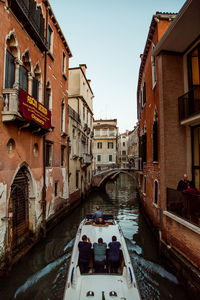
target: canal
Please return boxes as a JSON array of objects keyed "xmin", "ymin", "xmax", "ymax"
[{"xmin": 0, "ymin": 173, "xmax": 189, "ymax": 300}]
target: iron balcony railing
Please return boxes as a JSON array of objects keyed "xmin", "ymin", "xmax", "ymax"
[
  {"xmin": 8, "ymin": 0, "xmax": 46, "ymax": 52},
  {"xmin": 167, "ymin": 188, "xmax": 200, "ymax": 227},
  {"xmin": 68, "ymin": 105, "xmax": 81, "ymax": 124},
  {"xmin": 178, "ymin": 85, "xmax": 200, "ymax": 122}
]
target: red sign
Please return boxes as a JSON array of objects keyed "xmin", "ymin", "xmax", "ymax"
[{"xmin": 19, "ymin": 89, "xmax": 51, "ymax": 129}]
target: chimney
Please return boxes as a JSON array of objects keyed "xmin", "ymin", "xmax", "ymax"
[{"xmin": 79, "ymin": 64, "xmax": 87, "ymax": 74}]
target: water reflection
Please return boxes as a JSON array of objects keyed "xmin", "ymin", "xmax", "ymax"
[{"xmin": 0, "ymin": 174, "xmax": 189, "ymax": 300}]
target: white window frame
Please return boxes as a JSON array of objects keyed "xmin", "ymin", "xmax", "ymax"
[{"xmin": 151, "ymin": 44, "xmax": 157, "ymax": 89}]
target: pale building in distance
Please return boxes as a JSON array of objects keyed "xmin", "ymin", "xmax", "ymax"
[
  {"xmin": 117, "ymin": 131, "xmax": 129, "ymax": 166},
  {"xmin": 127, "ymin": 124, "xmax": 140, "ymax": 169},
  {"xmin": 93, "ymin": 119, "xmax": 118, "ymax": 170},
  {"xmin": 68, "ymin": 64, "xmax": 94, "ymax": 202}
]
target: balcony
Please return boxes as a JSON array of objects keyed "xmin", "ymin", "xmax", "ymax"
[
  {"xmin": 83, "ymin": 123, "xmax": 88, "ymax": 132},
  {"xmin": 2, "ymin": 88, "xmax": 21, "ymax": 122},
  {"xmin": 8, "ymin": 0, "xmax": 47, "ymax": 52},
  {"xmin": 81, "ymin": 153, "xmax": 92, "ymax": 167},
  {"xmin": 178, "ymin": 86, "xmax": 200, "ymax": 125},
  {"xmin": 2, "ymin": 88, "xmax": 51, "ymax": 135},
  {"xmin": 167, "ymin": 188, "xmax": 200, "ymax": 227},
  {"xmin": 68, "ymin": 105, "xmax": 81, "ymax": 124}
]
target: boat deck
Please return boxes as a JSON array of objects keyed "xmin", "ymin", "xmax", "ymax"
[{"xmin": 67, "ymin": 274, "xmax": 139, "ymax": 300}]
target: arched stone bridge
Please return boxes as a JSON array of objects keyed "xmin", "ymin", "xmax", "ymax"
[{"xmin": 91, "ymin": 168, "xmax": 138, "ymax": 188}]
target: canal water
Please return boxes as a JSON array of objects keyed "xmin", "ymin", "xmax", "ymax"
[{"xmin": 0, "ymin": 174, "xmax": 189, "ymax": 300}]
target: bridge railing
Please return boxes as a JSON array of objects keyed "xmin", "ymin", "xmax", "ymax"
[{"xmin": 92, "ymin": 163, "xmax": 139, "ymax": 176}]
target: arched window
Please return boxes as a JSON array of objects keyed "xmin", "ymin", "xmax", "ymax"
[
  {"xmin": 61, "ymin": 99, "xmax": 65, "ymax": 133},
  {"xmin": 5, "ymin": 31, "xmax": 19, "ymax": 89},
  {"xmin": 32, "ymin": 63, "xmax": 41, "ymax": 101},
  {"xmin": 20, "ymin": 50, "xmax": 31, "ymax": 92}
]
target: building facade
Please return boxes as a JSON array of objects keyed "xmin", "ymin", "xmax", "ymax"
[
  {"xmin": 127, "ymin": 125, "xmax": 140, "ymax": 169},
  {"xmin": 117, "ymin": 131, "xmax": 129, "ymax": 166},
  {"xmin": 68, "ymin": 64, "xmax": 94, "ymax": 203},
  {"xmin": 93, "ymin": 119, "xmax": 118, "ymax": 170},
  {"xmin": 137, "ymin": 0, "xmax": 200, "ymax": 293},
  {"xmin": 0, "ymin": 0, "xmax": 71, "ymax": 270}
]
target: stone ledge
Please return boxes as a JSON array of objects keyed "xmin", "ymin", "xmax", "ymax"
[{"xmin": 163, "ymin": 210, "xmax": 200, "ymax": 235}]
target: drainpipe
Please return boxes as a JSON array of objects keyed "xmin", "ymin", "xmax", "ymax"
[{"xmin": 41, "ymin": 4, "xmax": 49, "ymax": 237}]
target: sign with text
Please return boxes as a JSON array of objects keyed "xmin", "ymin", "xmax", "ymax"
[{"xmin": 19, "ymin": 89, "xmax": 51, "ymax": 129}]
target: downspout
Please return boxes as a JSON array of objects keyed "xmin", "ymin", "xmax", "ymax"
[{"xmin": 41, "ymin": 4, "xmax": 49, "ymax": 237}]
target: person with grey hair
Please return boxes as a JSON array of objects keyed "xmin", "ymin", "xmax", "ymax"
[
  {"xmin": 177, "ymin": 174, "xmax": 189, "ymax": 191},
  {"xmin": 93, "ymin": 206, "xmax": 103, "ymax": 222}
]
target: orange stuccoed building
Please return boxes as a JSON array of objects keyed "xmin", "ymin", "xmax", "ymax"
[{"xmin": 0, "ymin": 0, "xmax": 72, "ymax": 271}]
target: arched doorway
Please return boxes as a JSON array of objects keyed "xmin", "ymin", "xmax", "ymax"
[{"xmin": 10, "ymin": 166, "xmax": 29, "ymax": 249}]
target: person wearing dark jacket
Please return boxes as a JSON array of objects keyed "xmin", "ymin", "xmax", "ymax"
[
  {"xmin": 78, "ymin": 235, "xmax": 91, "ymax": 273},
  {"xmin": 108, "ymin": 236, "xmax": 121, "ymax": 273},
  {"xmin": 177, "ymin": 174, "xmax": 189, "ymax": 191}
]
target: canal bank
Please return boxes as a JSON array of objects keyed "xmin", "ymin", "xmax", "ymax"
[{"xmin": 0, "ymin": 173, "xmax": 190, "ymax": 300}]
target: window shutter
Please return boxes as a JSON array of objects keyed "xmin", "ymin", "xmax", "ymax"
[
  {"xmin": 153, "ymin": 121, "xmax": 158, "ymax": 161},
  {"xmin": 5, "ymin": 50, "xmax": 15, "ymax": 88},
  {"xmin": 32, "ymin": 77, "xmax": 39, "ymax": 99},
  {"xmin": 19, "ymin": 65, "xmax": 28, "ymax": 92}
]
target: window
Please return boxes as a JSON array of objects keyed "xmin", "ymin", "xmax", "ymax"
[
  {"xmin": 143, "ymin": 176, "xmax": 146, "ymax": 194},
  {"xmin": 123, "ymin": 142, "xmax": 125, "ymax": 147},
  {"xmin": 19, "ymin": 65, "xmax": 28, "ymax": 92},
  {"xmin": 151, "ymin": 45, "xmax": 157, "ymax": 88},
  {"xmin": 154, "ymin": 180, "xmax": 158, "ymax": 204},
  {"xmin": 95, "ymin": 129, "xmax": 100, "ymax": 136},
  {"xmin": 153, "ymin": 120, "xmax": 158, "ymax": 161},
  {"xmin": 108, "ymin": 142, "xmax": 113, "ymax": 149},
  {"xmin": 141, "ymin": 81, "xmax": 146, "ymax": 107},
  {"xmin": 97, "ymin": 142, "xmax": 102, "ymax": 149},
  {"xmin": 32, "ymin": 77, "xmax": 39, "ymax": 99},
  {"xmin": 109, "ymin": 129, "xmax": 115, "ymax": 136},
  {"xmin": 83, "ymin": 106, "xmax": 85, "ymax": 121},
  {"xmin": 45, "ymin": 141, "xmax": 53, "ymax": 166},
  {"xmin": 76, "ymin": 171, "xmax": 79, "ymax": 189},
  {"xmin": 97, "ymin": 155, "xmax": 101, "ymax": 162},
  {"xmin": 62, "ymin": 51, "xmax": 66, "ymax": 75},
  {"xmin": 139, "ymin": 133, "xmax": 146, "ymax": 163},
  {"xmin": 109, "ymin": 155, "xmax": 112, "ymax": 162},
  {"xmin": 45, "ymin": 82, "xmax": 51, "ymax": 109},
  {"xmin": 61, "ymin": 100, "xmax": 65, "ymax": 133},
  {"xmin": 47, "ymin": 24, "xmax": 53, "ymax": 52},
  {"xmin": 54, "ymin": 181, "xmax": 59, "ymax": 197},
  {"xmin": 5, "ymin": 50, "xmax": 15, "ymax": 88},
  {"xmin": 122, "ymin": 150, "xmax": 126, "ymax": 155},
  {"xmin": 102, "ymin": 129, "xmax": 107, "ymax": 136},
  {"xmin": 61, "ymin": 145, "xmax": 65, "ymax": 166}
]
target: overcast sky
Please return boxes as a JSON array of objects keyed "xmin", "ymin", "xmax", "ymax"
[{"xmin": 50, "ymin": 0, "xmax": 185, "ymax": 133}]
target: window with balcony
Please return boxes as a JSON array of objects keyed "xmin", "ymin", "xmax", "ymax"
[
  {"xmin": 5, "ymin": 50, "xmax": 15, "ymax": 89},
  {"xmin": 108, "ymin": 142, "xmax": 113, "ymax": 149},
  {"xmin": 19, "ymin": 65, "xmax": 28, "ymax": 92},
  {"xmin": 188, "ymin": 44, "xmax": 200, "ymax": 90},
  {"xmin": 97, "ymin": 142, "xmax": 102, "ymax": 149},
  {"xmin": 32, "ymin": 77, "xmax": 39, "ymax": 99}
]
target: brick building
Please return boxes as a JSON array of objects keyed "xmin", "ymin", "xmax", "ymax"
[
  {"xmin": 0, "ymin": 0, "xmax": 71, "ymax": 270},
  {"xmin": 138, "ymin": 0, "xmax": 200, "ymax": 293}
]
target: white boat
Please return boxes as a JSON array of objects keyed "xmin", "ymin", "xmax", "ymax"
[{"xmin": 63, "ymin": 214, "xmax": 141, "ymax": 300}]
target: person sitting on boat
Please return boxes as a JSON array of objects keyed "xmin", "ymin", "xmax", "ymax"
[
  {"xmin": 78, "ymin": 235, "xmax": 91, "ymax": 274},
  {"xmin": 108, "ymin": 235, "xmax": 121, "ymax": 273},
  {"xmin": 93, "ymin": 217, "xmax": 109, "ymax": 227},
  {"xmin": 93, "ymin": 237, "xmax": 107, "ymax": 273},
  {"xmin": 92, "ymin": 206, "xmax": 103, "ymax": 222}
]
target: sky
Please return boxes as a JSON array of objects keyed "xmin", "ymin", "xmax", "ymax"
[{"xmin": 50, "ymin": 0, "xmax": 185, "ymax": 133}]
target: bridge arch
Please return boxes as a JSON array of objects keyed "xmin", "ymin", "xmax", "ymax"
[{"xmin": 96, "ymin": 169, "xmax": 138, "ymax": 188}]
